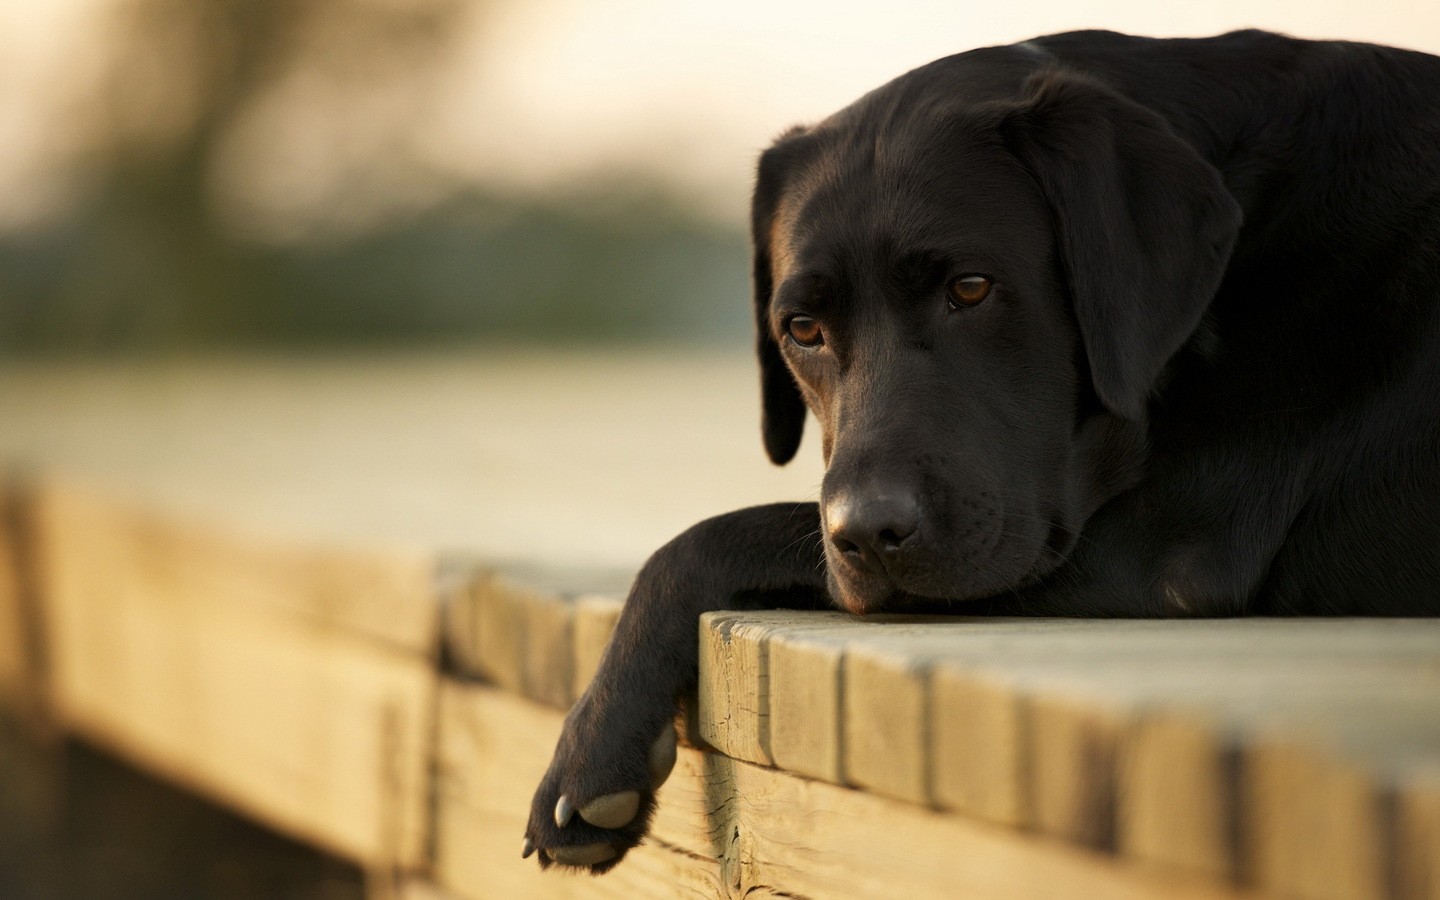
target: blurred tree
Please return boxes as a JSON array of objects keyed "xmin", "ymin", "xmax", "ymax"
[{"xmin": 0, "ymin": 0, "xmax": 750, "ymax": 355}]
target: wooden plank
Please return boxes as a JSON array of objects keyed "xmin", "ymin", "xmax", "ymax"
[
  {"xmin": 0, "ymin": 476, "xmax": 36, "ymax": 710},
  {"xmin": 1118, "ymin": 710, "xmax": 1236, "ymax": 880},
  {"xmin": 713, "ymin": 615, "xmax": 1156, "ymax": 808},
  {"xmin": 1028, "ymin": 690, "xmax": 1126, "ymax": 850},
  {"xmin": 393, "ymin": 880, "xmax": 468, "ymax": 900},
  {"xmin": 445, "ymin": 571, "xmax": 574, "ymax": 707},
  {"xmin": 699, "ymin": 612, "xmax": 1440, "ymax": 892},
  {"xmin": 35, "ymin": 479, "xmax": 437, "ymax": 869},
  {"xmin": 701, "ymin": 611, "xmax": 992, "ymax": 797},
  {"xmin": 436, "ymin": 682, "xmax": 1259, "ymax": 900},
  {"xmin": 930, "ymin": 667, "xmax": 1028, "ymax": 826},
  {"xmin": 930, "ymin": 659, "xmax": 1440, "ymax": 893},
  {"xmin": 953, "ymin": 658, "xmax": 1440, "ymax": 878},
  {"xmin": 393, "ymin": 880, "xmax": 466, "ymax": 900},
  {"xmin": 841, "ymin": 630, "xmax": 943, "ymax": 804},
  {"xmin": 446, "ymin": 569, "xmax": 635, "ymax": 710},
  {"xmin": 728, "ymin": 753, "xmax": 1256, "ymax": 900},
  {"xmin": 434, "ymin": 681, "xmax": 724, "ymax": 900},
  {"xmin": 1397, "ymin": 775, "xmax": 1440, "ymax": 900},
  {"xmin": 571, "ymin": 594, "xmax": 623, "ymax": 698},
  {"xmin": 446, "ymin": 570, "xmax": 530, "ymax": 695},
  {"xmin": 929, "ymin": 621, "xmax": 1440, "ymax": 848},
  {"xmin": 839, "ymin": 619, "xmax": 1122, "ymax": 806},
  {"xmin": 1244, "ymin": 711, "xmax": 1440, "ymax": 900},
  {"xmin": 523, "ymin": 590, "xmax": 577, "ymax": 710},
  {"xmin": 36, "ymin": 480, "xmax": 439, "ymax": 653},
  {"xmin": 697, "ymin": 611, "xmax": 762, "ymax": 761},
  {"xmin": 1248, "ymin": 735, "xmax": 1384, "ymax": 900},
  {"xmin": 697, "ymin": 610, "xmax": 837, "ymax": 765},
  {"xmin": 1106, "ymin": 674, "xmax": 1440, "ymax": 895},
  {"xmin": 767, "ymin": 619, "xmax": 858, "ymax": 782},
  {"xmin": 769, "ymin": 616, "xmax": 1151, "ymax": 808},
  {"xmin": 864, "ymin": 623, "xmax": 1440, "ymax": 856}
]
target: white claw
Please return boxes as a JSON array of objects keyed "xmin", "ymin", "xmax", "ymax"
[
  {"xmin": 554, "ymin": 794, "xmax": 575, "ymax": 827},
  {"xmin": 648, "ymin": 726, "xmax": 678, "ymax": 789},
  {"xmin": 580, "ymin": 791, "xmax": 641, "ymax": 828},
  {"xmin": 547, "ymin": 842, "xmax": 617, "ymax": 867}
]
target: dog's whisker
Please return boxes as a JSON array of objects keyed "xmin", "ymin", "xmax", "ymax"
[{"xmin": 779, "ymin": 527, "xmax": 823, "ymax": 558}]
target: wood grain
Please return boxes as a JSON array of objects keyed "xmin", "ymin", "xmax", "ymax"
[
  {"xmin": 766, "ymin": 618, "xmax": 859, "ymax": 783},
  {"xmin": 697, "ymin": 610, "xmax": 835, "ymax": 765},
  {"xmin": 1248, "ymin": 735, "xmax": 1384, "ymax": 900},
  {"xmin": 34, "ymin": 480, "xmax": 437, "ymax": 869},
  {"xmin": 698, "ymin": 611, "xmax": 1440, "ymax": 897},
  {"xmin": 36, "ymin": 479, "xmax": 439, "ymax": 653},
  {"xmin": 698, "ymin": 611, "xmax": 771, "ymax": 764},
  {"xmin": 929, "ymin": 667, "xmax": 1028, "ymax": 826},
  {"xmin": 393, "ymin": 880, "xmax": 467, "ymax": 900},
  {"xmin": 838, "ymin": 618, "xmax": 1155, "ymax": 811},
  {"xmin": 445, "ymin": 571, "xmax": 534, "ymax": 697},
  {"xmin": 523, "ymin": 589, "xmax": 578, "ymax": 710},
  {"xmin": 571, "ymin": 593, "xmax": 624, "ymax": 699},
  {"xmin": 446, "ymin": 567, "xmax": 638, "ymax": 710},
  {"xmin": 1244, "ymin": 706, "xmax": 1440, "ymax": 900},
  {"xmin": 436, "ymin": 681, "xmax": 1259, "ymax": 900},
  {"xmin": 1397, "ymin": 774, "xmax": 1440, "ymax": 900},
  {"xmin": 434, "ymin": 681, "xmax": 724, "ymax": 900},
  {"xmin": 0, "ymin": 477, "xmax": 34, "ymax": 708},
  {"xmin": 841, "ymin": 636, "xmax": 937, "ymax": 804},
  {"xmin": 1118, "ymin": 710, "xmax": 1236, "ymax": 881}
]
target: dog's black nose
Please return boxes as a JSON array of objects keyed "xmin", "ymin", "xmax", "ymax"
[{"xmin": 826, "ymin": 489, "xmax": 920, "ymax": 573}]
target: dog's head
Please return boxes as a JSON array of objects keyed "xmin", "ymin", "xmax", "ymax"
[{"xmin": 753, "ymin": 54, "xmax": 1242, "ymax": 613}]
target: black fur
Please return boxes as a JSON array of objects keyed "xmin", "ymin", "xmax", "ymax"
[{"xmin": 526, "ymin": 30, "xmax": 1440, "ymax": 870}]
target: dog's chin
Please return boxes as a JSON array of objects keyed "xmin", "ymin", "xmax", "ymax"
[
  {"xmin": 826, "ymin": 569, "xmax": 896, "ymax": 616},
  {"xmin": 826, "ymin": 563, "xmax": 983, "ymax": 616},
  {"xmin": 826, "ymin": 545, "xmax": 1064, "ymax": 616}
]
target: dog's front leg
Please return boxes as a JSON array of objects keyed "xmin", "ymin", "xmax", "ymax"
[{"xmin": 524, "ymin": 502, "xmax": 827, "ymax": 871}]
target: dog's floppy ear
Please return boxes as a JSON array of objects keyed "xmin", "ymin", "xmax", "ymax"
[
  {"xmin": 752, "ymin": 133, "xmax": 809, "ymax": 464},
  {"xmin": 1000, "ymin": 70, "xmax": 1242, "ymax": 420}
]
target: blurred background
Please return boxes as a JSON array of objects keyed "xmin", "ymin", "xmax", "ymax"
[{"xmin": 2, "ymin": 0, "xmax": 1439, "ymax": 359}]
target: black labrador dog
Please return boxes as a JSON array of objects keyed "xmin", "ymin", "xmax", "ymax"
[{"xmin": 524, "ymin": 29, "xmax": 1440, "ymax": 870}]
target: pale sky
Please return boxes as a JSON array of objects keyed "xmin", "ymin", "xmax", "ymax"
[{"xmin": 3, "ymin": 0, "xmax": 1439, "ymax": 237}]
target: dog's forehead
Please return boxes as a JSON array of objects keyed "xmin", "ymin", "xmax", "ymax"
[
  {"xmin": 769, "ymin": 122, "xmax": 1043, "ymax": 281},
  {"xmin": 763, "ymin": 44, "xmax": 1055, "ymax": 267}
]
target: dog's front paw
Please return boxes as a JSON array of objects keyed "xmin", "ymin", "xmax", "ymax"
[{"xmin": 523, "ymin": 698, "xmax": 679, "ymax": 872}]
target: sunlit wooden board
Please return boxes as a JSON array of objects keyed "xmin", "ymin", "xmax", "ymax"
[
  {"xmin": 435, "ymin": 682, "xmax": 1260, "ymax": 900},
  {"xmin": 695, "ymin": 612, "xmax": 1440, "ymax": 900},
  {"xmin": 34, "ymin": 479, "xmax": 439, "ymax": 869}
]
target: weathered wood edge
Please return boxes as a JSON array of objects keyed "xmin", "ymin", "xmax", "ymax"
[
  {"xmin": 0, "ymin": 472, "xmax": 48, "ymax": 726},
  {"xmin": 442, "ymin": 565, "xmax": 631, "ymax": 709},
  {"xmin": 435, "ymin": 680, "xmax": 1262, "ymax": 900},
  {"xmin": 35, "ymin": 477, "xmax": 443, "ymax": 654},
  {"xmin": 693, "ymin": 611, "xmax": 1440, "ymax": 900},
  {"xmin": 8, "ymin": 473, "xmax": 1436, "ymax": 900},
  {"xmin": 27, "ymin": 476, "xmax": 449, "ymax": 871}
]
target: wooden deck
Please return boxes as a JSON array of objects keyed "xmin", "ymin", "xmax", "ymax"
[{"xmin": 0, "ymin": 351, "xmax": 1435, "ymax": 900}]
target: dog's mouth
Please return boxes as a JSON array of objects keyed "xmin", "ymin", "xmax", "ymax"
[{"xmin": 823, "ymin": 517, "xmax": 1074, "ymax": 616}]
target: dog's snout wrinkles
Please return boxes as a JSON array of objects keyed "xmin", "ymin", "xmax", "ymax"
[{"xmin": 826, "ymin": 488, "xmax": 920, "ymax": 573}]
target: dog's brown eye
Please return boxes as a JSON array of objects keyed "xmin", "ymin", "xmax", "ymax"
[
  {"xmin": 948, "ymin": 275, "xmax": 992, "ymax": 308},
  {"xmin": 786, "ymin": 315, "xmax": 824, "ymax": 347}
]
